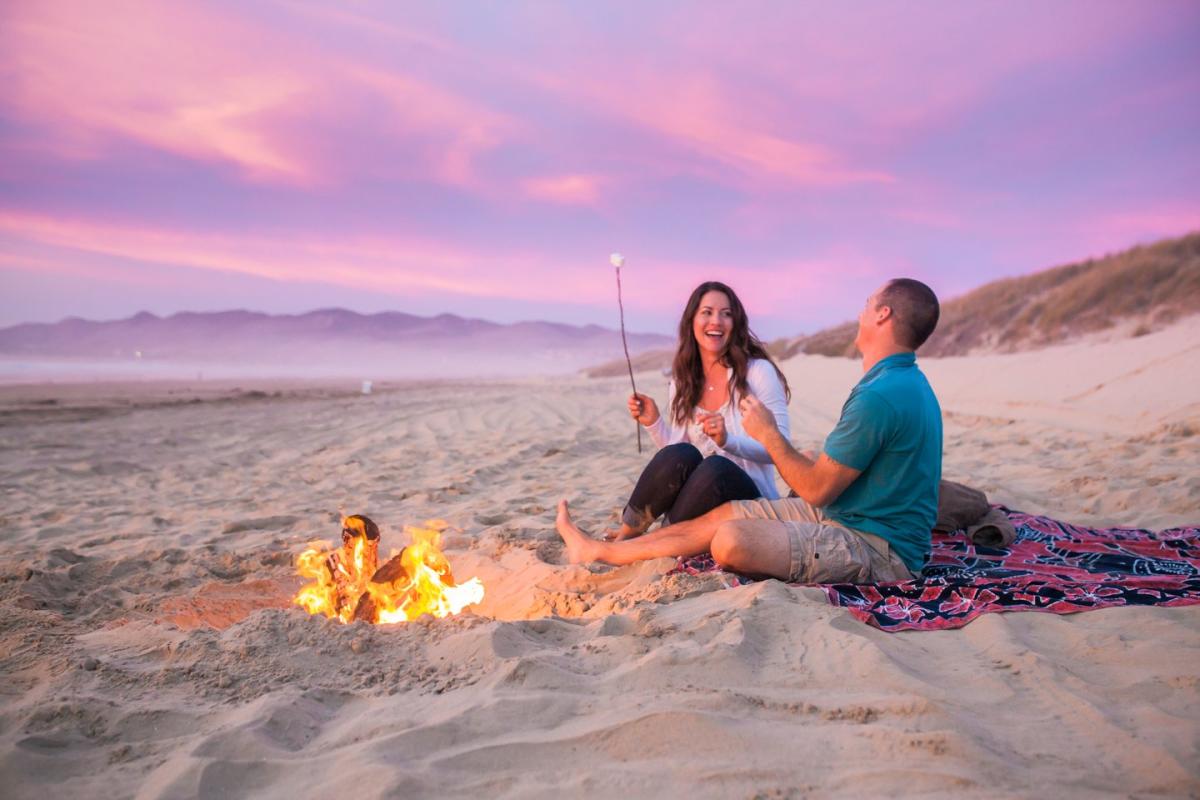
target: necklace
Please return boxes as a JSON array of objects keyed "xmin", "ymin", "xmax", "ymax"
[{"xmin": 705, "ymin": 362, "xmax": 724, "ymax": 393}]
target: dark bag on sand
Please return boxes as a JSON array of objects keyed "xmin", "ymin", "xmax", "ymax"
[
  {"xmin": 934, "ymin": 480, "xmax": 988, "ymax": 533},
  {"xmin": 935, "ymin": 479, "xmax": 1016, "ymax": 548},
  {"xmin": 964, "ymin": 507, "xmax": 1017, "ymax": 549}
]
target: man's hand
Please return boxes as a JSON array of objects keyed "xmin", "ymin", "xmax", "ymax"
[
  {"xmin": 739, "ymin": 396, "xmax": 861, "ymax": 506},
  {"xmin": 738, "ymin": 394, "xmax": 778, "ymax": 443}
]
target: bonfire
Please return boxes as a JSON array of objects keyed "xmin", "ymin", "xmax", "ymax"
[{"xmin": 294, "ymin": 515, "xmax": 484, "ymax": 624}]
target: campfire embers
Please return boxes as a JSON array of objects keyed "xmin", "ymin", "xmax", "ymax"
[{"xmin": 293, "ymin": 515, "xmax": 484, "ymax": 624}]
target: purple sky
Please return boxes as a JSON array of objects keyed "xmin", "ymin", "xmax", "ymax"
[{"xmin": 1, "ymin": 1, "xmax": 1198, "ymax": 338}]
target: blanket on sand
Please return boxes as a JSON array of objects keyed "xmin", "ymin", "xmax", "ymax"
[{"xmin": 670, "ymin": 508, "xmax": 1200, "ymax": 632}]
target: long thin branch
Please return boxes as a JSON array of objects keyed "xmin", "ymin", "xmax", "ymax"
[{"xmin": 616, "ymin": 266, "xmax": 642, "ymax": 453}]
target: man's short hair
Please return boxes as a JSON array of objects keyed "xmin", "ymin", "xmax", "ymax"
[{"xmin": 877, "ymin": 278, "xmax": 939, "ymax": 350}]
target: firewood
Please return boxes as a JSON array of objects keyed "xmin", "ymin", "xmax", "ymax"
[
  {"xmin": 351, "ymin": 592, "xmax": 376, "ymax": 624},
  {"xmin": 342, "ymin": 514, "xmax": 380, "ymax": 546},
  {"xmin": 350, "ymin": 550, "xmax": 412, "ymax": 623},
  {"xmin": 324, "ymin": 514, "xmax": 380, "ymax": 616},
  {"xmin": 369, "ymin": 548, "xmax": 408, "ymax": 584}
]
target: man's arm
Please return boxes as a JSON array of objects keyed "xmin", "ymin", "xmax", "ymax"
[
  {"xmin": 722, "ymin": 360, "xmax": 791, "ymax": 463},
  {"xmin": 750, "ymin": 421, "xmax": 861, "ymax": 507}
]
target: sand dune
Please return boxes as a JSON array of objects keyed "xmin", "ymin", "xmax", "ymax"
[
  {"xmin": 771, "ymin": 231, "xmax": 1200, "ymax": 359},
  {"xmin": 0, "ymin": 319, "xmax": 1197, "ymax": 798}
]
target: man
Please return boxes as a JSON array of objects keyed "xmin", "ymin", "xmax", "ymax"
[{"xmin": 556, "ymin": 278, "xmax": 942, "ymax": 584}]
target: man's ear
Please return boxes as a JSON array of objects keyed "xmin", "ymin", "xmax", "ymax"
[{"xmin": 875, "ymin": 303, "xmax": 894, "ymax": 323}]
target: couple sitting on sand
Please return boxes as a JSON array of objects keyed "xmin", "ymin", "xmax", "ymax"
[{"xmin": 556, "ymin": 278, "xmax": 943, "ymax": 584}]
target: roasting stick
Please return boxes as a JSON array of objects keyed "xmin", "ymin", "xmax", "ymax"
[{"xmin": 611, "ymin": 252, "xmax": 642, "ymax": 453}]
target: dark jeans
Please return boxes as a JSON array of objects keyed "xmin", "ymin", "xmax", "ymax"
[{"xmin": 622, "ymin": 442, "xmax": 762, "ymax": 530}]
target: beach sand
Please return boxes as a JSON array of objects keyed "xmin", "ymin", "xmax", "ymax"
[{"xmin": 0, "ymin": 318, "xmax": 1197, "ymax": 799}]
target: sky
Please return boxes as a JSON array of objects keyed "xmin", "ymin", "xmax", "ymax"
[{"xmin": 1, "ymin": 1, "xmax": 1198, "ymax": 339}]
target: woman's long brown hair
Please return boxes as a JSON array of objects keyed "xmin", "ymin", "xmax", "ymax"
[{"xmin": 670, "ymin": 281, "xmax": 790, "ymax": 425}]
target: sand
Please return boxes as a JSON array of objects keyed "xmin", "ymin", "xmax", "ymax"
[{"xmin": 0, "ymin": 318, "xmax": 1197, "ymax": 799}]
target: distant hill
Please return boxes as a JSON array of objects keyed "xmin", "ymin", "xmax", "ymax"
[
  {"xmin": 776, "ymin": 231, "xmax": 1200, "ymax": 359},
  {"xmin": 587, "ymin": 231, "xmax": 1200, "ymax": 375},
  {"xmin": 0, "ymin": 308, "xmax": 674, "ymax": 379}
]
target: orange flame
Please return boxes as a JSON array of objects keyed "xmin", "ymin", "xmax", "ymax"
[{"xmin": 293, "ymin": 518, "xmax": 483, "ymax": 624}]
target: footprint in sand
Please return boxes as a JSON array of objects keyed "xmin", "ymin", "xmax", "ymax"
[
  {"xmin": 535, "ymin": 540, "xmax": 567, "ymax": 565},
  {"xmin": 36, "ymin": 525, "xmax": 74, "ymax": 541},
  {"xmin": 221, "ymin": 515, "xmax": 301, "ymax": 534}
]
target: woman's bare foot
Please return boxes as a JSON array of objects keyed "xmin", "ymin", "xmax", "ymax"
[
  {"xmin": 556, "ymin": 500, "xmax": 604, "ymax": 564},
  {"xmin": 603, "ymin": 523, "xmax": 641, "ymax": 542}
]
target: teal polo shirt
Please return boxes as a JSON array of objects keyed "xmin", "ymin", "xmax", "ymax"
[{"xmin": 822, "ymin": 352, "xmax": 942, "ymax": 573}]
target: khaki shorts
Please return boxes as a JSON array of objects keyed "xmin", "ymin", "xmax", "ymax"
[{"xmin": 730, "ymin": 498, "xmax": 914, "ymax": 584}]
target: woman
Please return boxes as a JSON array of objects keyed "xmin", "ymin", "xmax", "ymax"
[{"xmin": 610, "ymin": 281, "xmax": 791, "ymax": 541}]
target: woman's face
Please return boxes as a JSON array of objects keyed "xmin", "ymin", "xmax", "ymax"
[{"xmin": 692, "ymin": 290, "xmax": 734, "ymax": 358}]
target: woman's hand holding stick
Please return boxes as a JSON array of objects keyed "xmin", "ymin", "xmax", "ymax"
[{"xmin": 628, "ymin": 393, "xmax": 659, "ymax": 426}]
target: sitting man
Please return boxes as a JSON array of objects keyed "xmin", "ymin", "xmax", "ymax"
[{"xmin": 556, "ymin": 278, "xmax": 942, "ymax": 583}]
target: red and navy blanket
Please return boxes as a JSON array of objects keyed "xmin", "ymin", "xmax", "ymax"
[{"xmin": 670, "ymin": 508, "xmax": 1200, "ymax": 632}]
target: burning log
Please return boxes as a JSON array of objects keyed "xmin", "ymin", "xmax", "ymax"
[
  {"xmin": 370, "ymin": 549, "xmax": 409, "ymax": 584},
  {"xmin": 342, "ymin": 514, "xmax": 380, "ymax": 555},
  {"xmin": 350, "ymin": 594, "xmax": 378, "ymax": 624},
  {"xmin": 295, "ymin": 514, "xmax": 381, "ymax": 623},
  {"xmin": 325, "ymin": 514, "xmax": 379, "ymax": 614},
  {"xmin": 294, "ymin": 516, "xmax": 484, "ymax": 625},
  {"xmin": 351, "ymin": 549, "xmax": 409, "ymax": 623}
]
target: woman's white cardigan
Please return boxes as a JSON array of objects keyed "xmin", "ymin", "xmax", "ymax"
[{"xmin": 642, "ymin": 358, "xmax": 790, "ymax": 499}]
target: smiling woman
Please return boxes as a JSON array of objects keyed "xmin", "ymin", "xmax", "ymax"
[{"xmin": 606, "ymin": 281, "xmax": 793, "ymax": 542}]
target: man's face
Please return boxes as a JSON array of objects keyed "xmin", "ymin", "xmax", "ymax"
[{"xmin": 854, "ymin": 290, "xmax": 880, "ymax": 352}]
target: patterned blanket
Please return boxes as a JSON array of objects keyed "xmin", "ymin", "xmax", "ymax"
[{"xmin": 670, "ymin": 508, "xmax": 1200, "ymax": 632}]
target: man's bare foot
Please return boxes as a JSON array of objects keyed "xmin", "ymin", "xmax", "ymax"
[{"xmin": 556, "ymin": 500, "xmax": 604, "ymax": 564}]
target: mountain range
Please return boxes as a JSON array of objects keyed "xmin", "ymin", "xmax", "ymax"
[
  {"xmin": 6, "ymin": 232, "xmax": 1196, "ymax": 381},
  {"xmin": 0, "ymin": 308, "xmax": 674, "ymax": 379}
]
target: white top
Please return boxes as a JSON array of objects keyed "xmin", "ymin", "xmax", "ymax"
[{"xmin": 643, "ymin": 358, "xmax": 790, "ymax": 499}]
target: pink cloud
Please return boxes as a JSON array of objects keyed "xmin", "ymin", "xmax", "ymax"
[
  {"xmin": 888, "ymin": 207, "xmax": 965, "ymax": 230},
  {"xmin": 343, "ymin": 66, "xmax": 516, "ymax": 189},
  {"xmin": 655, "ymin": 4, "xmax": 1190, "ymax": 171},
  {"xmin": 284, "ymin": 3, "xmax": 463, "ymax": 59},
  {"xmin": 0, "ymin": 0, "xmax": 516, "ymax": 188},
  {"xmin": 0, "ymin": 210, "xmax": 611, "ymax": 305},
  {"xmin": 1073, "ymin": 207, "xmax": 1200, "ymax": 257},
  {"xmin": 522, "ymin": 173, "xmax": 605, "ymax": 205},
  {"xmin": 0, "ymin": 210, "xmax": 471, "ymax": 290},
  {"xmin": 628, "ymin": 248, "xmax": 885, "ymax": 324},
  {"xmin": 503, "ymin": 6, "xmax": 1156, "ymax": 191},
  {"xmin": 1, "ymin": 1, "xmax": 315, "ymax": 181},
  {"xmin": 1101, "ymin": 209, "xmax": 1200, "ymax": 238},
  {"xmin": 538, "ymin": 70, "xmax": 894, "ymax": 188},
  {"xmin": 2, "ymin": 2, "xmax": 894, "ymax": 197},
  {"xmin": 965, "ymin": 204, "xmax": 1199, "ymax": 293},
  {"xmin": 0, "ymin": 208, "xmax": 888, "ymax": 330}
]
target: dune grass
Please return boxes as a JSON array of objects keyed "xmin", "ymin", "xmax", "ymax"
[{"xmin": 785, "ymin": 231, "xmax": 1200, "ymax": 358}]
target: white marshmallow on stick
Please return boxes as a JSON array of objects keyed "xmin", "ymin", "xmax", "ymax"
[{"xmin": 611, "ymin": 253, "xmax": 641, "ymax": 453}]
